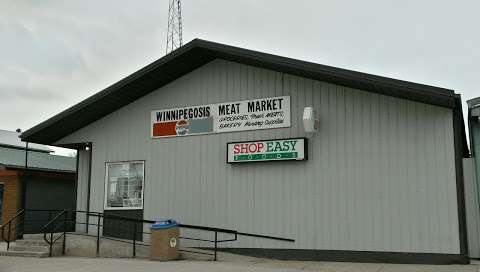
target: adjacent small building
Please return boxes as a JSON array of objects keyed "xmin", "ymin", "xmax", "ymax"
[
  {"xmin": 468, "ymin": 98, "xmax": 480, "ymax": 188},
  {"xmin": 0, "ymin": 129, "xmax": 76, "ymax": 230},
  {"xmin": 19, "ymin": 39, "xmax": 470, "ymax": 264},
  {"xmin": 465, "ymin": 97, "xmax": 480, "ymax": 258}
]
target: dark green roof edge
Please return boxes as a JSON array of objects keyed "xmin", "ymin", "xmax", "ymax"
[
  {"xmin": 467, "ymin": 97, "xmax": 480, "ymax": 107},
  {"xmin": 4, "ymin": 164, "xmax": 76, "ymax": 174},
  {"xmin": 21, "ymin": 38, "xmax": 462, "ymax": 145}
]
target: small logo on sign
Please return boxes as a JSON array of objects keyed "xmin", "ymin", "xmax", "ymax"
[
  {"xmin": 175, "ymin": 120, "xmax": 190, "ymax": 136},
  {"xmin": 169, "ymin": 237, "xmax": 177, "ymax": 248}
]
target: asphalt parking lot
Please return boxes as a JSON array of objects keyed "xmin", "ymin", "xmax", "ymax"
[{"xmin": 0, "ymin": 255, "xmax": 479, "ymax": 272}]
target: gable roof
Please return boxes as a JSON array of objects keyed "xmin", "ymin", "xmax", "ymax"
[{"xmin": 21, "ymin": 38, "xmax": 463, "ymax": 145}]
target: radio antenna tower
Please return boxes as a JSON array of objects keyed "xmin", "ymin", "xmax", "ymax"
[{"xmin": 166, "ymin": 0, "xmax": 183, "ymax": 54}]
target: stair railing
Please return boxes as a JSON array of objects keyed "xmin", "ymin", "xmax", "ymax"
[
  {"xmin": 0, "ymin": 209, "xmax": 25, "ymax": 250},
  {"xmin": 31, "ymin": 209, "xmax": 295, "ymax": 260},
  {"xmin": 43, "ymin": 210, "xmax": 68, "ymax": 257}
]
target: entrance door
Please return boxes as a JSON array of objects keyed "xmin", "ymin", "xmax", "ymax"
[{"xmin": 23, "ymin": 176, "xmax": 76, "ymax": 233}]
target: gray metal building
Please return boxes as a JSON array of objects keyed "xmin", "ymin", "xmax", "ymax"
[
  {"xmin": 0, "ymin": 129, "xmax": 77, "ymax": 230},
  {"xmin": 465, "ymin": 98, "xmax": 480, "ymax": 258},
  {"xmin": 468, "ymin": 98, "xmax": 480, "ymax": 192},
  {"xmin": 20, "ymin": 39, "xmax": 469, "ymax": 264}
]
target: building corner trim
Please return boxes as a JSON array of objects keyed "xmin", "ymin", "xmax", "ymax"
[{"xmin": 453, "ymin": 95, "xmax": 469, "ymax": 257}]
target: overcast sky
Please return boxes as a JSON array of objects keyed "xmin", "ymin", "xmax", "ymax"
[{"xmin": 1, "ymin": 0, "xmax": 479, "ymax": 138}]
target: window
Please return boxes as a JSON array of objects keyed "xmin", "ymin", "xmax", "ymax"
[{"xmin": 104, "ymin": 161, "xmax": 144, "ymax": 210}]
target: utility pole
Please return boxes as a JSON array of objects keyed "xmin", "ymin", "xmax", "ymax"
[{"xmin": 166, "ymin": 0, "xmax": 183, "ymax": 54}]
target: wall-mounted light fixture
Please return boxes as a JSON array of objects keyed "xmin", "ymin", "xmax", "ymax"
[{"xmin": 303, "ymin": 107, "xmax": 318, "ymax": 136}]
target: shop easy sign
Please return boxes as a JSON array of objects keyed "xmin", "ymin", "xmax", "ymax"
[{"xmin": 227, "ymin": 138, "xmax": 307, "ymax": 163}]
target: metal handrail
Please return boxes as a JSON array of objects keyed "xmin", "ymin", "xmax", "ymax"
[
  {"xmin": 37, "ymin": 209, "xmax": 242, "ymax": 260},
  {"xmin": 0, "ymin": 209, "xmax": 25, "ymax": 250},
  {"xmin": 1, "ymin": 209, "xmax": 70, "ymax": 251},
  {"xmin": 43, "ymin": 210, "xmax": 67, "ymax": 257},
  {"xmin": 0, "ymin": 208, "xmax": 295, "ymax": 260},
  {"xmin": 43, "ymin": 210, "xmax": 66, "ymax": 230},
  {"xmin": 178, "ymin": 223, "xmax": 237, "ymax": 234}
]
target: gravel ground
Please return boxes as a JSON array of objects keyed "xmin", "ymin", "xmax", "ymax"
[{"xmin": 0, "ymin": 254, "xmax": 479, "ymax": 272}]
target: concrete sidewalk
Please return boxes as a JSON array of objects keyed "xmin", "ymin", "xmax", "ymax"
[{"xmin": 0, "ymin": 255, "xmax": 479, "ymax": 272}]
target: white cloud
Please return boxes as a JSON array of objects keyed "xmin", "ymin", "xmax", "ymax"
[{"xmin": 0, "ymin": 0, "xmax": 479, "ymax": 139}]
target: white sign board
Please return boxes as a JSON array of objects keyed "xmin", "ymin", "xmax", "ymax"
[{"xmin": 151, "ymin": 96, "xmax": 290, "ymax": 138}]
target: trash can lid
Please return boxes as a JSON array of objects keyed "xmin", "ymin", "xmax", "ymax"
[{"xmin": 151, "ymin": 219, "xmax": 178, "ymax": 229}]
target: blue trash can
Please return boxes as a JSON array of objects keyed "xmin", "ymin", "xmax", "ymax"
[{"xmin": 150, "ymin": 219, "xmax": 179, "ymax": 261}]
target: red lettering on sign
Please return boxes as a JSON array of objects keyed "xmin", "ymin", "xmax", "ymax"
[
  {"xmin": 257, "ymin": 143, "xmax": 263, "ymax": 152},
  {"xmin": 240, "ymin": 144, "xmax": 248, "ymax": 154},
  {"xmin": 233, "ymin": 143, "xmax": 264, "ymax": 154},
  {"xmin": 233, "ymin": 144, "xmax": 240, "ymax": 154}
]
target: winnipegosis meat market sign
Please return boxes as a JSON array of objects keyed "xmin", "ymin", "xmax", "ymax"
[{"xmin": 150, "ymin": 96, "xmax": 290, "ymax": 138}]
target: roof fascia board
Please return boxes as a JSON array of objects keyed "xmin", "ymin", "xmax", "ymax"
[
  {"xmin": 468, "ymin": 97, "xmax": 480, "ymax": 108},
  {"xmin": 20, "ymin": 42, "xmax": 202, "ymax": 142},
  {"xmin": 194, "ymin": 40, "xmax": 455, "ymax": 107},
  {"xmin": 21, "ymin": 39, "xmax": 459, "ymax": 144}
]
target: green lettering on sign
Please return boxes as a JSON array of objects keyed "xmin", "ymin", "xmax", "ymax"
[
  {"xmin": 234, "ymin": 152, "xmax": 298, "ymax": 161},
  {"xmin": 227, "ymin": 138, "xmax": 306, "ymax": 163}
]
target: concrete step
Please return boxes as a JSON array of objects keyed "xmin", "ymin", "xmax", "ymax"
[
  {"xmin": 2, "ymin": 242, "xmax": 63, "ymax": 257},
  {"xmin": 9, "ymin": 245, "xmax": 50, "ymax": 253},
  {"xmin": 0, "ymin": 250, "xmax": 49, "ymax": 258},
  {"xmin": 22, "ymin": 233, "xmax": 63, "ymax": 241},
  {"xmin": 14, "ymin": 239, "xmax": 63, "ymax": 246},
  {"xmin": 15, "ymin": 239, "xmax": 49, "ymax": 246}
]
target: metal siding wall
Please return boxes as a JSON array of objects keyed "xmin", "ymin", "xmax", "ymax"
[
  {"xmin": 464, "ymin": 157, "xmax": 480, "ymax": 258},
  {"xmin": 469, "ymin": 117, "xmax": 480, "ymax": 258},
  {"xmin": 57, "ymin": 59, "xmax": 460, "ymax": 254},
  {"xmin": 473, "ymin": 119, "xmax": 480, "ymax": 200},
  {"xmin": 75, "ymin": 149, "xmax": 90, "ymax": 232}
]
